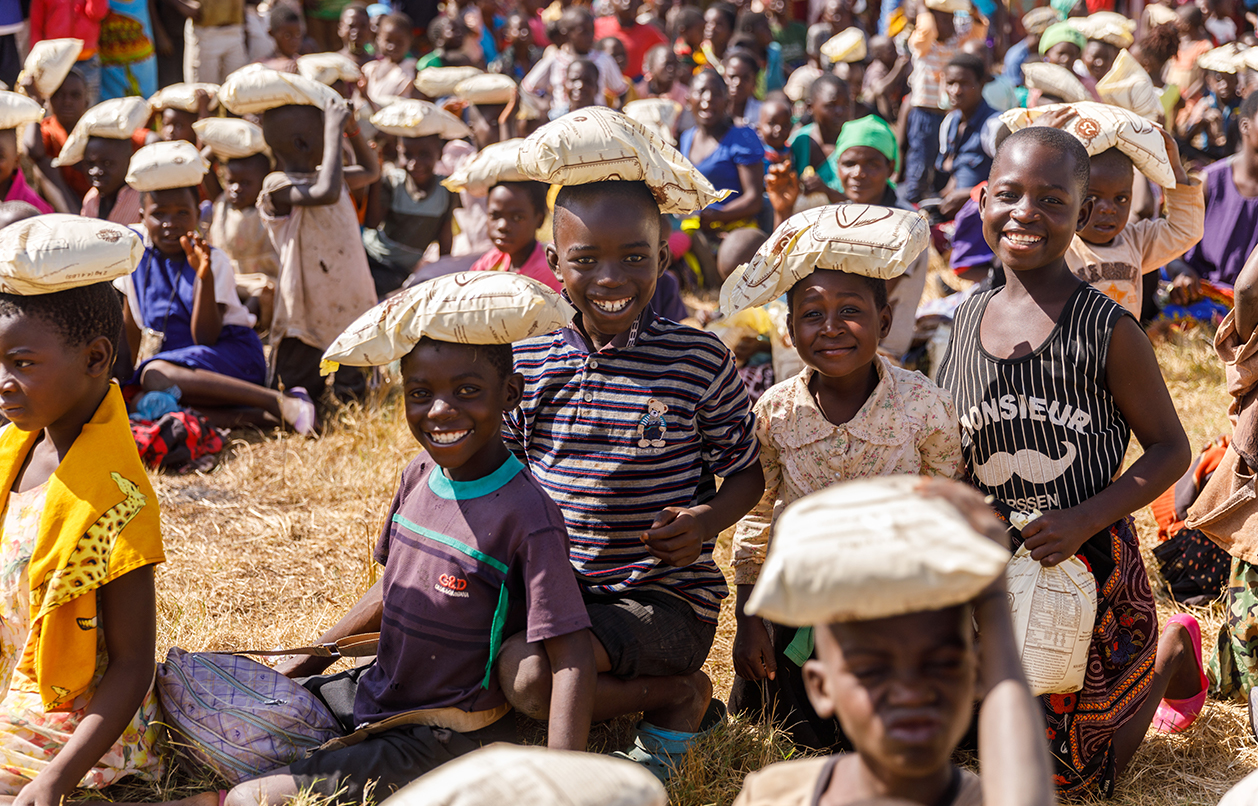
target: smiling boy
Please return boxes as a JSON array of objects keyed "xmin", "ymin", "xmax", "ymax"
[{"xmin": 497, "ymin": 119, "xmax": 764, "ymax": 779}]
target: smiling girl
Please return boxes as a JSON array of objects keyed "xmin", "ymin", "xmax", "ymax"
[{"xmin": 726, "ymin": 204, "xmax": 962, "ymax": 751}]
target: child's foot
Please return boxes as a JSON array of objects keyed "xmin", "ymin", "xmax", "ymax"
[
  {"xmin": 280, "ymin": 387, "xmax": 317, "ymax": 436},
  {"xmin": 1154, "ymin": 614, "xmax": 1208, "ymax": 734},
  {"xmin": 614, "ymin": 672, "xmax": 725, "ymax": 782}
]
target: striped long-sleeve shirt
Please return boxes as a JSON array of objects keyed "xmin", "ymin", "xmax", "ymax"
[{"xmin": 505, "ymin": 315, "xmax": 760, "ymax": 624}]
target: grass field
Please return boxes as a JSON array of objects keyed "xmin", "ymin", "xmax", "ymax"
[{"xmin": 127, "ymin": 324, "xmax": 1255, "ymax": 806}]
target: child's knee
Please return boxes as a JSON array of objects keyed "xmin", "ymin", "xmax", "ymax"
[{"xmin": 496, "ymin": 632, "xmax": 554, "ymax": 719}]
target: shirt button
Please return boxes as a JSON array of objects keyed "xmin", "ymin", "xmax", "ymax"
[
  {"xmin": 583, "ymin": 391, "xmax": 594, "ymax": 402},
  {"xmin": 589, "ymin": 359, "xmax": 599, "ymax": 369}
]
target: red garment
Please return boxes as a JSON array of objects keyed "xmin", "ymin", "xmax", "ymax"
[
  {"xmin": 593, "ymin": 16, "xmax": 667, "ymax": 79},
  {"xmin": 29, "ymin": 0, "xmax": 110, "ymax": 54},
  {"xmin": 528, "ymin": 11, "xmax": 550, "ymax": 48}
]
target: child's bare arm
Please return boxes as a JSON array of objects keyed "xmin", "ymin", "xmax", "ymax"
[
  {"xmin": 275, "ymin": 579, "xmax": 384, "ymax": 678},
  {"xmin": 343, "ymin": 126, "xmax": 380, "ymax": 190},
  {"xmin": 13, "ymin": 568, "xmax": 156, "ymax": 806},
  {"xmin": 185, "ymin": 233, "xmax": 224, "ymax": 345},
  {"xmin": 541, "ymin": 628, "xmax": 595, "ymax": 751},
  {"xmin": 732, "ymin": 441, "xmax": 779, "ymax": 683},
  {"xmin": 265, "ymin": 98, "xmax": 350, "ymax": 216},
  {"xmin": 1233, "ymin": 245, "xmax": 1258, "ymax": 342},
  {"xmin": 642, "ymin": 461, "xmax": 765, "ymax": 567},
  {"xmin": 437, "ymin": 210, "xmax": 454, "ymax": 256},
  {"xmin": 1020, "ymin": 317, "xmax": 1190, "ymax": 566}
]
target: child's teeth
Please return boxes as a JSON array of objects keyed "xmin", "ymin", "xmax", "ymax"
[
  {"xmin": 594, "ymin": 298, "xmax": 631, "ymax": 312},
  {"xmin": 429, "ymin": 430, "xmax": 469, "ymax": 444}
]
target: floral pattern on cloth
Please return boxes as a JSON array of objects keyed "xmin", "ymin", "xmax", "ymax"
[
  {"xmin": 730, "ymin": 355, "xmax": 964, "ymax": 585},
  {"xmin": 0, "ymin": 483, "xmax": 162, "ymax": 794}
]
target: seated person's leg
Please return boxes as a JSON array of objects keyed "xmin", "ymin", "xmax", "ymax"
[{"xmin": 140, "ymin": 360, "xmax": 313, "ymax": 429}]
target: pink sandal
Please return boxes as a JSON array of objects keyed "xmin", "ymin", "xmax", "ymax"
[{"xmin": 1153, "ymin": 614, "xmax": 1208, "ymax": 734}]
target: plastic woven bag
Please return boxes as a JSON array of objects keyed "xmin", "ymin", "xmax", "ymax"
[{"xmin": 156, "ymin": 647, "xmax": 343, "ymax": 785}]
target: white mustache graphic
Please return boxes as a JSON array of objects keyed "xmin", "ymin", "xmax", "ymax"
[{"xmin": 972, "ymin": 441, "xmax": 1078, "ymax": 487}]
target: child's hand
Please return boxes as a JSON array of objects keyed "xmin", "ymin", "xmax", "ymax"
[
  {"xmin": 18, "ymin": 74, "xmax": 42, "ymax": 104},
  {"xmin": 12, "ymin": 773, "xmax": 69, "ymax": 806},
  {"xmin": 1170, "ymin": 268, "xmax": 1202, "ymax": 306},
  {"xmin": 733, "ymin": 617, "xmax": 777, "ymax": 681},
  {"xmin": 442, "ymin": 98, "xmax": 470, "ymax": 117},
  {"xmin": 1031, "ymin": 106, "xmax": 1077, "ymax": 130},
  {"xmin": 1157, "ymin": 124, "xmax": 1190, "ymax": 185},
  {"xmin": 181, "ymin": 232, "xmax": 213, "ymax": 280},
  {"xmin": 1019, "ymin": 509, "xmax": 1092, "ymax": 567},
  {"xmin": 641, "ymin": 507, "xmax": 705, "ymax": 566},
  {"xmin": 765, "ymin": 161, "xmax": 799, "ymax": 215},
  {"xmin": 324, "ymin": 95, "xmax": 351, "ymax": 133}
]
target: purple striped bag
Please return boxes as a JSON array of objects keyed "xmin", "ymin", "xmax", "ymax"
[{"xmin": 156, "ymin": 647, "xmax": 344, "ymax": 784}]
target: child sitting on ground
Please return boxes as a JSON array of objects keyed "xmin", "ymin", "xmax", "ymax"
[
  {"xmin": 497, "ymin": 108, "xmax": 764, "ymax": 782},
  {"xmin": 0, "ymin": 214, "xmax": 166, "ymax": 799},
  {"xmin": 936, "ymin": 126, "xmax": 1204, "ymax": 799},
  {"xmin": 361, "ymin": 13, "xmax": 417, "ymax": 109},
  {"xmin": 238, "ymin": 82, "xmax": 379, "ymax": 413},
  {"xmin": 200, "ymin": 119, "xmax": 280, "ymax": 327},
  {"xmin": 733, "ymin": 477, "xmax": 1053, "ymax": 806},
  {"xmin": 363, "ymin": 100, "xmax": 463, "ymax": 296},
  {"xmin": 724, "ymin": 204, "xmax": 963, "ymax": 751},
  {"xmin": 199, "ymin": 272, "xmax": 596, "ymax": 806},
  {"xmin": 121, "ymin": 141, "xmax": 315, "ymax": 433},
  {"xmin": 1054, "ymin": 112, "xmax": 1204, "ymax": 320},
  {"xmin": 23, "ymin": 68, "xmax": 90, "ymax": 213}
]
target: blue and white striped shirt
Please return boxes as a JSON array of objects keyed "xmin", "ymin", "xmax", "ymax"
[{"xmin": 505, "ymin": 315, "xmax": 760, "ymax": 624}]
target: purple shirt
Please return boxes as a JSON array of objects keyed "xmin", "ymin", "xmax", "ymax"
[
  {"xmin": 353, "ymin": 454, "xmax": 590, "ymax": 725},
  {"xmin": 1182, "ymin": 157, "xmax": 1258, "ymax": 287}
]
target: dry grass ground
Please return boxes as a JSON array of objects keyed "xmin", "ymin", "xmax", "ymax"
[{"xmin": 118, "ymin": 325, "xmax": 1252, "ymax": 805}]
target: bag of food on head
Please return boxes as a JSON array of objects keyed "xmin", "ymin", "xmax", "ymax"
[{"xmin": 18, "ymin": 39, "xmax": 82, "ymax": 100}]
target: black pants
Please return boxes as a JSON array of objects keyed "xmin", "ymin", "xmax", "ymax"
[{"xmin": 270, "ymin": 338, "xmax": 366, "ymax": 409}]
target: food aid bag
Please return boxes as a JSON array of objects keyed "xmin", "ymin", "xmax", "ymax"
[{"xmin": 1006, "ymin": 546, "xmax": 1098, "ymax": 695}]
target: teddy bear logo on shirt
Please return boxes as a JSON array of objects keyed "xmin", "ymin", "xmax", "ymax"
[{"xmin": 637, "ymin": 398, "xmax": 669, "ymax": 448}]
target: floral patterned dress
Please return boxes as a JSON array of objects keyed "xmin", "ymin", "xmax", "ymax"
[{"xmin": 0, "ymin": 483, "xmax": 163, "ymax": 794}]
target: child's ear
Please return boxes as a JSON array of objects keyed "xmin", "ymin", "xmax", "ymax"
[
  {"xmin": 503, "ymin": 371, "xmax": 525, "ymax": 411},
  {"xmin": 657, "ymin": 240, "xmax": 671, "ymax": 276},
  {"xmin": 1076, "ymin": 195, "xmax": 1095, "ymax": 233},
  {"xmin": 878, "ymin": 302, "xmax": 893, "ymax": 341},
  {"xmin": 545, "ymin": 242, "xmax": 560, "ymax": 274},
  {"xmin": 802, "ymin": 657, "xmax": 838, "ymax": 719},
  {"xmin": 977, "ymin": 184, "xmax": 989, "ymax": 217},
  {"xmin": 84, "ymin": 335, "xmax": 114, "ymax": 379}
]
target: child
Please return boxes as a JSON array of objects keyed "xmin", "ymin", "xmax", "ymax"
[
  {"xmin": 0, "ymin": 95, "xmax": 53, "ymax": 215},
  {"xmin": 935, "ymin": 53, "xmax": 999, "ymax": 219},
  {"xmin": 1060, "ymin": 118, "xmax": 1203, "ymax": 320},
  {"xmin": 151, "ymin": 85, "xmax": 214, "ymax": 144},
  {"xmin": 638, "ymin": 44, "xmax": 687, "ymax": 106},
  {"xmin": 724, "ymin": 204, "xmax": 961, "ymax": 750},
  {"xmin": 787, "ymin": 74, "xmax": 851, "ymax": 202},
  {"xmin": 935, "ymin": 126, "xmax": 1205, "ymax": 799},
  {"xmin": 724, "ymin": 50, "xmax": 760, "ymax": 127},
  {"xmin": 497, "ymin": 109, "xmax": 764, "ymax": 781},
  {"xmin": 732, "ymin": 478, "xmax": 1053, "ymax": 806},
  {"xmin": 363, "ymin": 102, "xmax": 460, "ymax": 296},
  {"xmin": 902, "ymin": 0, "xmax": 987, "ymax": 204},
  {"xmin": 564, "ymin": 57, "xmax": 601, "ymax": 111},
  {"xmin": 1183, "ymin": 50, "xmax": 1244, "ymax": 162},
  {"xmin": 757, "ymin": 93, "xmax": 792, "ymax": 169},
  {"xmin": 1039, "ymin": 20, "xmax": 1086, "ymax": 71},
  {"xmin": 254, "ymin": 93, "xmax": 379, "ymax": 409},
  {"xmin": 598, "ymin": 37, "xmax": 637, "ymax": 104},
  {"xmin": 488, "ymin": 11, "xmax": 543, "ymax": 80},
  {"xmin": 192, "ymin": 272, "xmax": 597, "ymax": 806},
  {"xmin": 668, "ymin": 5, "xmax": 703, "ymax": 77},
  {"xmin": 258, "ymin": 4, "xmax": 302, "ymax": 73},
  {"xmin": 701, "ymin": 2, "xmax": 735, "ymax": 71},
  {"xmin": 337, "ymin": 2, "xmax": 373, "ymax": 68},
  {"xmin": 0, "ymin": 215, "xmax": 166, "ymax": 798},
  {"xmin": 593, "ymin": 0, "xmax": 666, "ymax": 82},
  {"xmin": 23, "ymin": 69, "xmax": 91, "ymax": 212},
  {"xmin": 122, "ymin": 141, "xmax": 315, "ymax": 433},
  {"xmin": 362, "ymin": 13, "xmax": 417, "ymax": 109},
  {"xmin": 56, "ymin": 98, "xmax": 155, "ymax": 225},
  {"xmin": 416, "ymin": 15, "xmax": 469, "ymax": 71},
  {"xmin": 521, "ymin": 6, "xmax": 627, "ymax": 116},
  {"xmin": 469, "ymin": 180, "xmax": 555, "ymax": 288}
]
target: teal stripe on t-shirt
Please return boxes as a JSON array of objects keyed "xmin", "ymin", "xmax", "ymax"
[{"xmin": 426, "ymin": 453, "xmax": 523, "ymax": 501}]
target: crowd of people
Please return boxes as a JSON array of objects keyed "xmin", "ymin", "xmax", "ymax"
[{"xmin": 1, "ymin": 0, "xmax": 1258, "ymax": 802}]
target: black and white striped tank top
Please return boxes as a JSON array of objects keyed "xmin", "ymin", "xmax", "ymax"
[{"xmin": 936, "ymin": 283, "xmax": 1132, "ymax": 514}]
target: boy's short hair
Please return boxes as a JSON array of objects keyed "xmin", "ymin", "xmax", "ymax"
[
  {"xmin": 0, "ymin": 283, "xmax": 123, "ymax": 355},
  {"xmin": 787, "ymin": 271, "xmax": 889, "ymax": 314},
  {"xmin": 724, "ymin": 49, "xmax": 760, "ymax": 74},
  {"xmin": 947, "ymin": 52, "xmax": 987, "ymax": 84},
  {"xmin": 269, "ymin": 4, "xmax": 300, "ymax": 31},
  {"xmin": 708, "ymin": 2, "xmax": 737, "ymax": 32},
  {"xmin": 1242, "ymin": 89, "xmax": 1258, "ymax": 121},
  {"xmin": 736, "ymin": 10, "xmax": 768, "ymax": 34},
  {"xmin": 993, "ymin": 126, "xmax": 1090, "ymax": 198},
  {"xmin": 667, "ymin": 5, "xmax": 702, "ymax": 38},
  {"xmin": 554, "ymin": 180, "xmax": 661, "ymax": 223},
  {"xmin": 380, "ymin": 11, "xmax": 413, "ymax": 33},
  {"xmin": 406, "ymin": 337, "xmax": 513, "ymax": 379},
  {"xmin": 1091, "ymin": 147, "xmax": 1133, "ymax": 179},
  {"xmin": 808, "ymin": 73, "xmax": 848, "ymax": 103},
  {"xmin": 717, "ymin": 227, "xmax": 767, "ymax": 281},
  {"xmin": 495, "ymin": 180, "xmax": 549, "ymax": 215},
  {"xmin": 560, "ymin": 6, "xmax": 594, "ymax": 29},
  {"xmin": 429, "ymin": 15, "xmax": 460, "ymax": 45}
]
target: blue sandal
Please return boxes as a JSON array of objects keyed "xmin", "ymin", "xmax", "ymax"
[{"xmin": 612, "ymin": 699, "xmax": 726, "ymax": 782}]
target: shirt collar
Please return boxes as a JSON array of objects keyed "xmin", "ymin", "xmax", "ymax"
[
  {"xmin": 779, "ymin": 355, "xmax": 910, "ymax": 449},
  {"xmin": 426, "ymin": 453, "xmax": 524, "ymax": 500}
]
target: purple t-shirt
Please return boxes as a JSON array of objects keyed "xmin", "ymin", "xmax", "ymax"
[
  {"xmin": 1182, "ymin": 157, "xmax": 1258, "ymax": 287},
  {"xmin": 352, "ymin": 454, "xmax": 591, "ymax": 725}
]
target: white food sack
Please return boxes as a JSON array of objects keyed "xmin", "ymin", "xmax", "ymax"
[
  {"xmin": 622, "ymin": 98, "xmax": 681, "ymax": 145},
  {"xmin": 52, "ymin": 96, "xmax": 152, "ymax": 167},
  {"xmin": 1006, "ymin": 545, "xmax": 1097, "ymax": 696},
  {"xmin": 218, "ymin": 64, "xmax": 343, "ymax": 116},
  {"xmin": 414, "ymin": 66, "xmax": 484, "ymax": 99},
  {"xmin": 454, "ymin": 72, "xmax": 516, "ymax": 105},
  {"xmin": 126, "ymin": 140, "xmax": 210, "ymax": 192},
  {"xmin": 516, "ymin": 106, "xmax": 731, "ymax": 215},
  {"xmin": 0, "ymin": 214, "xmax": 143, "ymax": 294},
  {"xmin": 19, "ymin": 39, "xmax": 82, "ymax": 99},
  {"xmin": 998, "ymin": 101, "xmax": 1177, "ymax": 188},
  {"xmin": 441, "ymin": 138, "xmax": 527, "ymax": 196},
  {"xmin": 370, "ymin": 99, "xmax": 474, "ymax": 139},
  {"xmin": 820, "ymin": 27, "xmax": 866, "ymax": 64},
  {"xmin": 192, "ymin": 118, "xmax": 269, "ymax": 160},
  {"xmin": 321, "ymin": 271, "xmax": 575, "ymax": 372},
  {"xmin": 149, "ymin": 82, "xmax": 220, "ymax": 112},
  {"xmin": 0, "ymin": 92, "xmax": 44, "ymax": 130},
  {"xmin": 1022, "ymin": 62, "xmax": 1090, "ymax": 104},
  {"xmin": 297, "ymin": 52, "xmax": 363, "ymax": 86},
  {"xmin": 720, "ymin": 203, "xmax": 929, "ymax": 315},
  {"xmin": 1095, "ymin": 49, "xmax": 1160, "ymax": 121}
]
